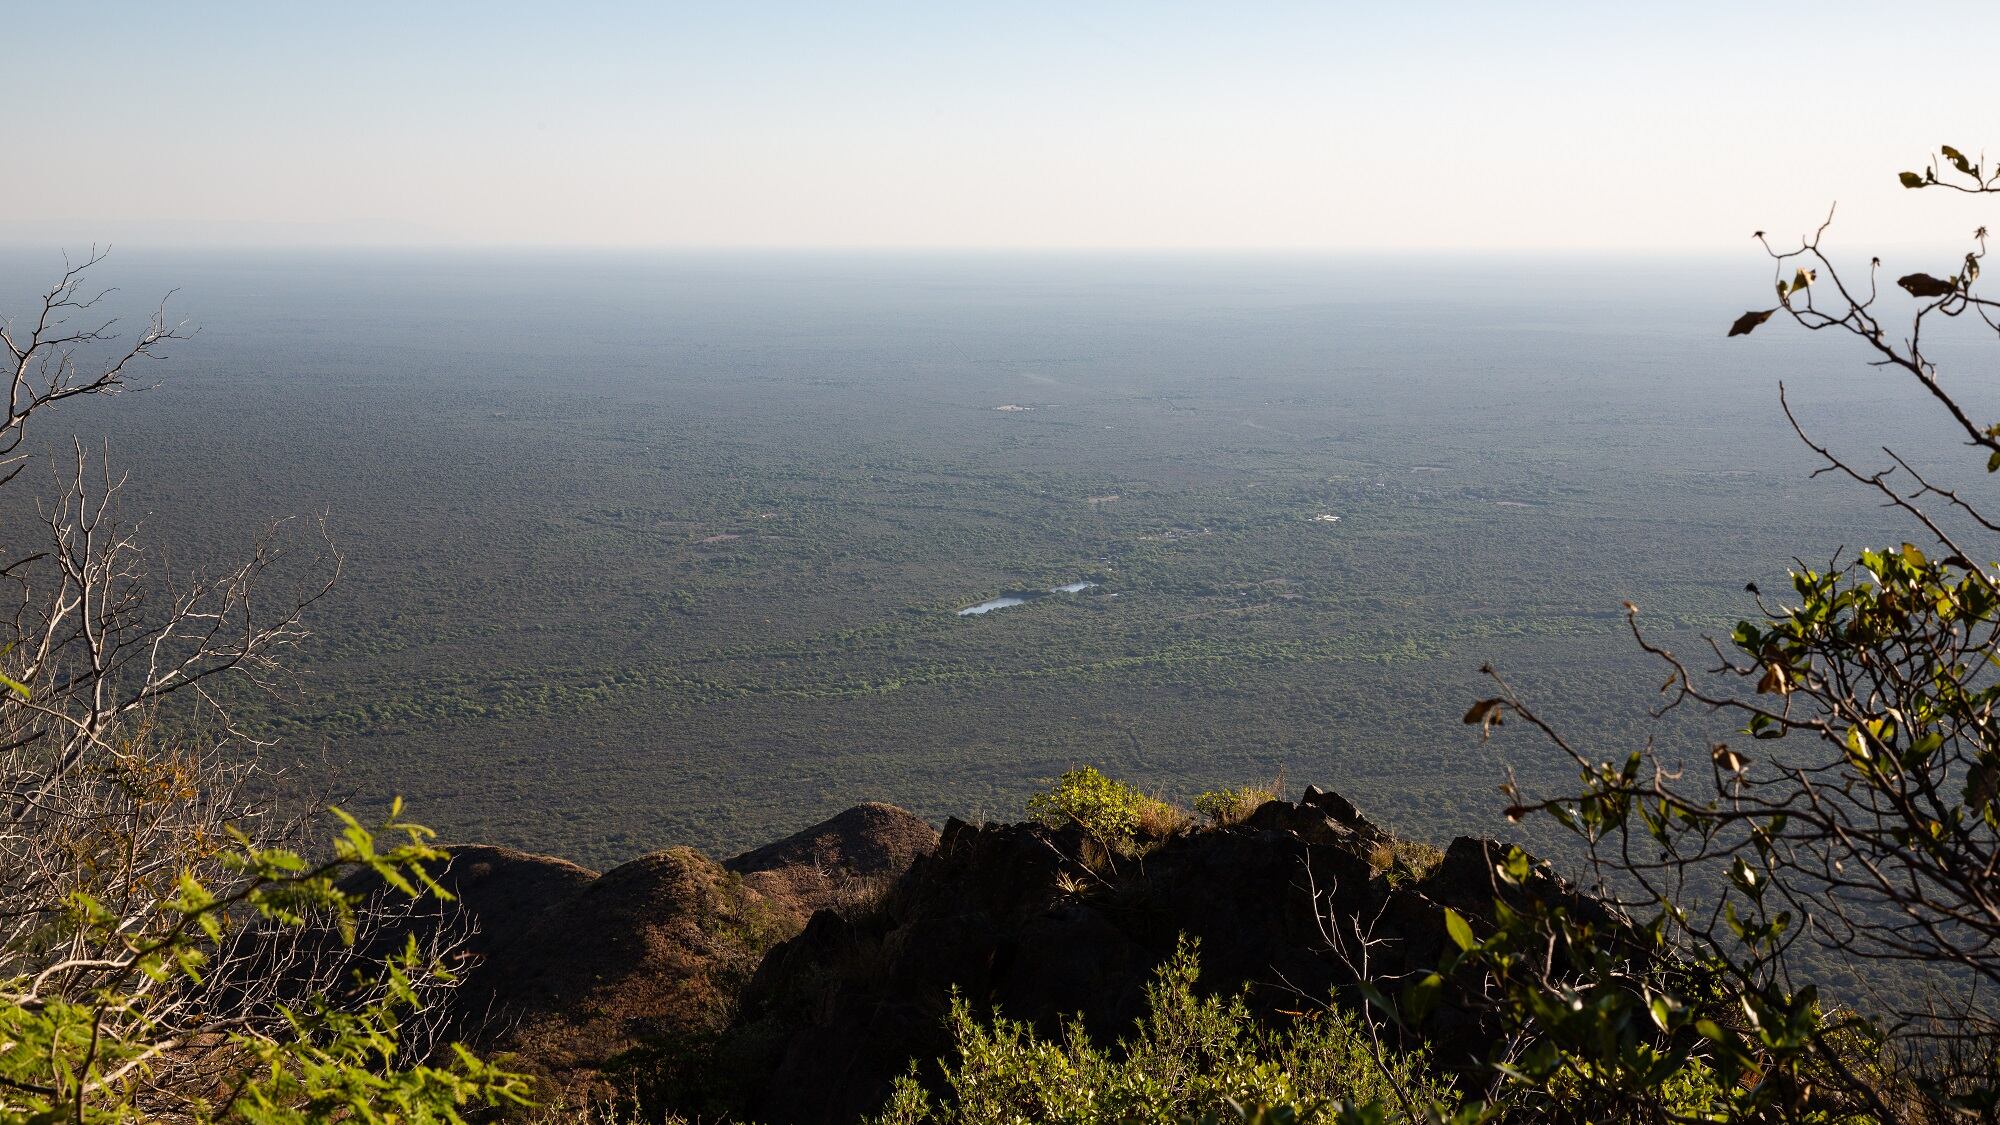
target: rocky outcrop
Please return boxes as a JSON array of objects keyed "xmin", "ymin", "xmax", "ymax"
[
  {"xmin": 422, "ymin": 844, "xmax": 601, "ymax": 954},
  {"xmin": 722, "ymin": 811, "xmax": 1367, "ymax": 1123},
  {"xmin": 726, "ymin": 801, "xmax": 939, "ymax": 923},
  {"xmin": 718, "ymin": 791, "xmax": 1612, "ymax": 1125},
  {"xmin": 345, "ymin": 805, "xmax": 939, "ymax": 1103},
  {"xmin": 1242, "ymin": 781, "xmax": 1393, "ymax": 850},
  {"xmin": 344, "ymin": 788, "xmax": 1616, "ymax": 1123},
  {"xmin": 464, "ymin": 846, "xmax": 778, "ymax": 1096},
  {"xmin": 464, "ymin": 803, "xmax": 939, "ymax": 1100}
]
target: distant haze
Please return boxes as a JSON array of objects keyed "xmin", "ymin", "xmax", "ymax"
[{"xmin": 5, "ymin": 1, "xmax": 1997, "ymax": 250}]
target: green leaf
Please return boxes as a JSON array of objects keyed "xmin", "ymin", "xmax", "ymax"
[
  {"xmin": 1444, "ymin": 907, "xmax": 1476, "ymax": 953},
  {"xmin": 1400, "ymin": 972, "xmax": 1444, "ymax": 1025},
  {"xmin": 1729, "ymin": 857, "xmax": 1763, "ymax": 897},
  {"xmin": 1353, "ymin": 979, "xmax": 1403, "ymax": 1029},
  {"xmin": 0, "ymin": 672, "xmax": 27, "ymax": 700},
  {"xmin": 1900, "ymin": 171, "xmax": 1926, "ymax": 188},
  {"xmin": 1649, "ymin": 994, "xmax": 1676, "ymax": 1032}
]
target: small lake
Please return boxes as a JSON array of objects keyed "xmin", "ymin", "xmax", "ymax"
[{"xmin": 957, "ymin": 581, "xmax": 1100, "ymax": 616}]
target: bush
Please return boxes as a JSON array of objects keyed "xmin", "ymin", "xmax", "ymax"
[
  {"xmin": 0, "ymin": 801, "xmax": 533, "ymax": 1123},
  {"xmin": 1027, "ymin": 767, "xmax": 1185, "ymax": 844},
  {"xmin": 869, "ymin": 937, "xmax": 1453, "ymax": 1124},
  {"xmin": 1193, "ymin": 785, "xmax": 1277, "ymax": 827},
  {"xmin": 1365, "ymin": 838, "xmax": 1443, "ymax": 887}
]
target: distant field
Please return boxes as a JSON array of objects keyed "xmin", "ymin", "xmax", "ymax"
[{"xmin": 2, "ymin": 249, "xmax": 1981, "ymax": 866}]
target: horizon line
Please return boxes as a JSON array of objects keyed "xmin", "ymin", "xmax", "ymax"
[{"xmin": 0, "ymin": 240, "xmax": 1955, "ymax": 257}]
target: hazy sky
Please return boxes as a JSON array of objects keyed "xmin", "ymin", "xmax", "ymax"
[{"xmin": 6, "ymin": 1, "xmax": 1997, "ymax": 250}]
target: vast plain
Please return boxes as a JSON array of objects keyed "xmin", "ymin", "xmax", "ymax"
[{"xmin": 1, "ymin": 249, "xmax": 1970, "ymax": 866}]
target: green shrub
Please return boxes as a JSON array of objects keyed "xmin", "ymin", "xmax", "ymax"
[
  {"xmin": 1027, "ymin": 767, "xmax": 1184, "ymax": 843},
  {"xmin": 0, "ymin": 803, "xmax": 533, "ymax": 1123},
  {"xmin": 869, "ymin": 937, "xmax": 1452, "ymax": 1123},
  {"xmin": 1193, "ymin": 785, "xmax": 1277, "ymax": 827}
]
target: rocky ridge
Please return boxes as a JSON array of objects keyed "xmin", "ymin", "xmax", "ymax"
[{"xmin": 369, "ymin": 786, "xmax": 1608, "ymax": 1122}]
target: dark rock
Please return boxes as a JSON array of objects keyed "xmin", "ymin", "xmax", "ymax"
[
  {"xmin": 1299, "ymin": 784, "xmax": 1389, "ymax": 843},
  {"xmin": 726, "ymin": 801, "xmax": 939, "ymax": 922},
  {"xmin": 339, "ymin": 805, "xmax": 936, "ymax": 1105},
  {"xmin": 1425, "ymin": 836, "xmax": 1510, "ymax": 921},
  {"xmin": 727, "ymin": 800, "xmax": 1397, "ymax": 1125},
  {"xmin": 1427, "ymin": 835, "xmax": 1623, "ymax": 930},
  {"xmin": 427, "ymin": 844, "xmax": 600, "ymax": 955},
  {"xmin": 1243, "ymin": 792, "xmax": 1380, "ymax": 848}
]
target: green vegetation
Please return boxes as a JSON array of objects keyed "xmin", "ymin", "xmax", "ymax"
[
  {"xmin": 12, "ymin": 140, "xmax": 1997, "ymax": 1123},
  {"xmin": 1026, "ymin": 766, "xmax": 1186, "ymax": 845},
  {"xmin": 0, "ymin": 802, "xmax": 532, "ymax": 1124},
  {"xmin": 1193, "ymin": 783, "xmax": 1277, "ymax": 827},
  {"xmin": 868, "ymin": 939, "xmax": 1452, "ymax": 1125},
  {"xmin": 19, "ymin": 242, "xmax": 1907, "ymax": 868},
  {"xmin": 1363, "ymin": 837, "xmax": 1442, "ymax": 887}
]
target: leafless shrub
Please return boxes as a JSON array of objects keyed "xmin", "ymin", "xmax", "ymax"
[{"xmin": 0, "ymin": 251, "xmax": 476, "ymax": 1118}]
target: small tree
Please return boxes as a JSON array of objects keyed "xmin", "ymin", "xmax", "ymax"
[
  {"xmin": 0, "ymin": 251, "xmax": 527, "ymax": 1121},
  {"xmin": 1458, "ymin": 150, "xmax": 2000, "ymax": 1121}
]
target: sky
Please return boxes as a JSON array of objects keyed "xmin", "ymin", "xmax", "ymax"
[{"xmin": 4, "ymin": 1, "xmax": 1998, "ymax": 250}]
